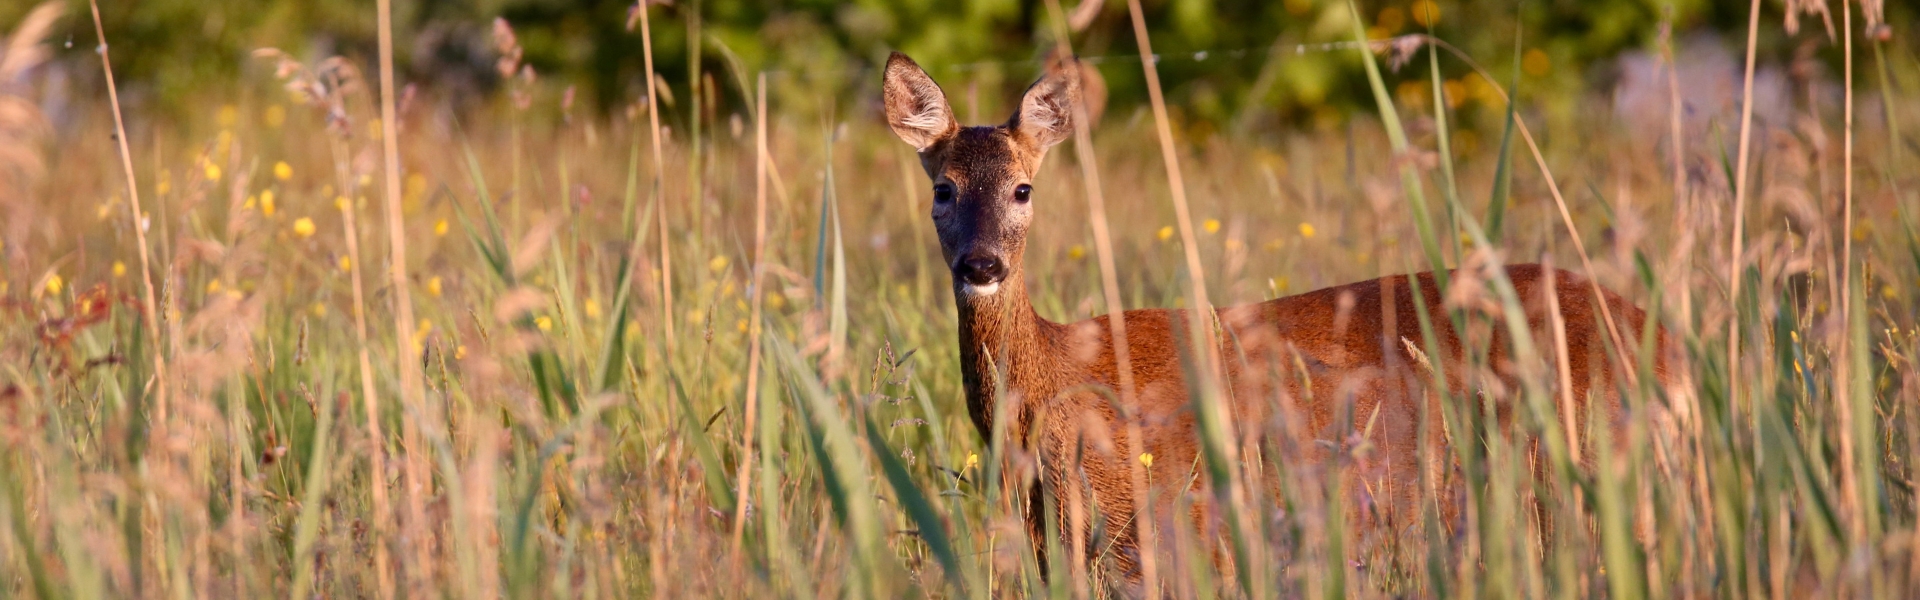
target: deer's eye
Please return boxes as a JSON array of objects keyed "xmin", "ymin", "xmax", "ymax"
[
  {"xmin": 1013, "ymin": 184, "xmax": 1032, "ymax": 203},
  {"xmin": 933, "ymin": 183, "xmax": 954, "ymax": 204}
]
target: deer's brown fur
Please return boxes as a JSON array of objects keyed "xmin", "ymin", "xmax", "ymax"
[{"xmin": 882, "ymin": 52, "xmax": 1672, "ymax": 579}]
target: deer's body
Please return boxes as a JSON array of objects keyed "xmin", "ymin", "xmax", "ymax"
[
  {"xmin": 881, "ymin": 52, "xmax": 1671, "ymax": 578},
  {"xmin": 963, "ymin": 262, "xmax": 1665, "ymax": 564}
]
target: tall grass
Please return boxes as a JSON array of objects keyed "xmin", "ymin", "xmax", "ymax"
[{"xmin": 1, "ymin": 2, "xmax": 1917, "ymax": 598}]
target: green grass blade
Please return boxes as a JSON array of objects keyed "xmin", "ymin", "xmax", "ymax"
[
  {"xmin": 460, "ymin": 140, "xmax": 514, "ymax": 284},
  {"xmin": 2, "ymin": 452, "xmax": 61, "ymax": 600},
  {"xmin": 864, "ymin": 415, "xmax": 967, "ymax": 595},
  {"xmin": 770, "ymin": 334, "xmax": 888, "ymax": 594},
  {"xmin": 1847, "ymin": 271, "xmax": 1883, "ymax": 540},
  {"xmin": 596, "ymin": 190, "xmax": 656, "ymax": 391},
  {"xmin": 1429, "ymin": 34, "xmax": 1463, "ymax": 261},
  {"xmin": 287, "ymin": 392, "xmax": 338, "ymax": 600},
  {"xmin": 1346, "ymin": 0, "xmax": 1448, "ymax": 290},
  {"xmin": 829, "ymin": 178, "xmax": 849, "ymax": 371},
  {"xmin": 1487, "ymin": 92, "xmax": 1517, "ymax": 244},
  {"xmin": 756, "ymin": 356, "xmax": 815, "ymax": 594},
  {"xmin": 813, "ymin": 135, "xmax": 833, "ymax": 304},
  {"xmin": 1484, "ymin": 25, "xmax": 1525, "ymax": 245},
  {"xmin": 671, "ymin": 370, "xmax": 737, "ymax": 514}
]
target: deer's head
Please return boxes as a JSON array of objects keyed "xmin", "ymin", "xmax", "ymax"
[{"xmin": 882, "ymin": 52, "xmax": 1079, "ymax": 300}]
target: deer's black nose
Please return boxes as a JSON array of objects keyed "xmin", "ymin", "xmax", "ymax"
[{"xmin": 955, "ymin": 252, "xmax": 1006, "ymax": 286}]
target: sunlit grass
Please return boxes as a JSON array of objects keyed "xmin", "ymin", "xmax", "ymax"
[{"xmin": 1, "ymin": 3, "xmax": 1918, "ymax": 599}]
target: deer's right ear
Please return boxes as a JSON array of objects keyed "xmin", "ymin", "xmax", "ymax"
[{"xmin": 882, "ymin": 52, "xmax": 958, "ymax": 152}]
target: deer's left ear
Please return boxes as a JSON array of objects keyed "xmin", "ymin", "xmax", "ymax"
[
  {"xmin": 1009, "ymin": 59, "xmax": 1081, "ymax": 151},
  {"xmin": 883, "ymin": 52, "xmax": 959, "ymax": 152}
]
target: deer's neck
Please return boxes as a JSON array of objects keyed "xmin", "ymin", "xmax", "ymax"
[{"xmin": 954, "ymin": 272, "xmax": 1060, "ymax": 445}]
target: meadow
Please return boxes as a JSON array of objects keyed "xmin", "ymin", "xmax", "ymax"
[{"xmin": 1, "ymin": 1, "xmax": 1917, "ymax": 597}]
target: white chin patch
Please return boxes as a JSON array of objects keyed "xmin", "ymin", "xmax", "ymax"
[{"xmin": 963, "ymin": 282, "xmax": 1000, "ymax": 297}]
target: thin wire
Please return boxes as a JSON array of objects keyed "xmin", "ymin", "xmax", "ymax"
[{"xmin": 757, "ymin": 38, "xmax": 1392, "ymax": 79}]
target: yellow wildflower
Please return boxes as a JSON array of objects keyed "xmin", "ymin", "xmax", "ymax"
[
  {"xmin": 1443, "ymin": 79, "xmax": 1468, "ymax": 109},
  {"xmin": 216, "ymin": 104, "xmax": 239, "ymax": 127},
  {"xmin": 337, "ymin": 256, "xmax": 352, "ymax": 273},
  {"xmin": 1203, "ymin": 218, "xmax": 1221, "ymax": 234},
  {"xmin": 1139, "ymin": 453, "xmax": 1154, "ymax": 467},
  {"xmin": 1299, "ymin": 222, "xmax": 1316, "ymax": 238},
  {"xmin": 274, "ymin": 161, "xmax": 293, "ymax": 181},
  {"xmin": 1378, "ymin": 7, "xmax": 1405, "ymax": 33},
  {"xmin": 455, "ymin": 345, "xmax": 468, "ymax": 360},
  {"xmin": 44, "ymin": 274, "xmax": 63, "ymax": 295},
  {"xmin": 1522, "ymin": 49, "xmax": 1551, "ymax": 77},
  {"xmin": 261, "ymin": 190, "xmax": 277, "ymax": 217},
  {"xmin": 1067, "ymin": 244, "xmax": 1086, "ymax": 260},
  {"xmin": 584, "ymin": 298, "xmax": 602, "ymax": 319},
  {"xmin": 207, "ymin": 280, "xmax": 223, "ymax": 294},
  {"xmin": 434, "ymin": 219, "xmax": 449, "ymax": 236},
  {"xmin": 1157, "ymin": 226, "xmax": 1175, "ymax": 242},
  {"xmin": 113, "ymin": 262, "xmax": 127, "ymax": 278},
  {"xmin": 536, "ymin": 316, "xmax": 553, "ymax": 331},
  {"xmin": 427, "ymin": 276, "xmax": 443, "ymax": 297},
  {"xmin": 264, "ymin": 104, "xmax": 287, "ymax": 128},
  {"xmin": 1412, "ymin": 0, "xmax": 1441, "ymax": 27},
  {"xmin": 311, "ymin": 302, "xmax": 327, "ymax": 317},
  {"xmin": 293, "ymin": 217, "xmax": 316, "ymax": 238},
  {"xmin": 204, "ymin": 160, "xmax": 222, "ymax": 183},
  {"xmin": 709, "ymin": 255, "xmax": 729, "ymax": 273},
  {"xmin": 965, "ymin": 452, "xmax": 980, "ymax": 471},
  {"xmin": 335, "ymin": 197, "xmax": 351, "ymax": 212}
]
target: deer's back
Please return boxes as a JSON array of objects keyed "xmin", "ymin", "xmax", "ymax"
[{"xmin": 1047, "ymin": 264, "xmax": 1668, "ymax": 495}]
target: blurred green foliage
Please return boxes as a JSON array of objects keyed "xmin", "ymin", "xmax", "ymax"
[{"xmin": 7, "ymin": 0, "xmax": 1914, "ymax": 128}]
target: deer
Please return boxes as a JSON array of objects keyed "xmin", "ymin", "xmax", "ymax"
[{"xmin": 880, "ymin": 51, "xmax": 1674, "ymax": 583}]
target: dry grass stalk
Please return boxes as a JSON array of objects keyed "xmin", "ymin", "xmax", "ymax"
[
  {"xmin": 0, "ymin": 2, "xmax": 58, "ymax": 207},
  {"xmin": 333, "ymin": 122, "xmax": 390, "ymax": 593},
  {"xmin": 634, "ymin": 2, "xmax": 675, "ymax": 348},
  {"xmin": 84, "ymin": 0, "xmax": 168, "ymax": 423},
  {"xmin": 1837, "ymin": 0, "xmax": 1866, "ymax": 548},
  {"xmin": 4, "ymin": 2, "xmax": 1917, "ymax": 596},
  {"xmin": 1124, "ymin": 0, "xmax": 1217, "ymax": 378},
  {"xmin": 1729, "ymin": 0, "xmax": 1761, "ymax": 418},
  {"xmin": 1394, "ymin": 34, "xmax": 1646, "ymax": 388},
  {"xmin": 1040, "ymin": 0, "xmax": 1154, "ymax": 592},
  {"xmin": 730, "ymin": 72, "xmax": 768, "ymax": 554},
  {"xmin": 374, "ymin": 0, "xmax": 423, "ymax": 593},
  {"xmin": 1126, "ymin": 0, "xmax": 1267, "ymax": 588},
  {"xmin": 1782, "ymin": 0, "xmax": 1836, "ymax": 39}
]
